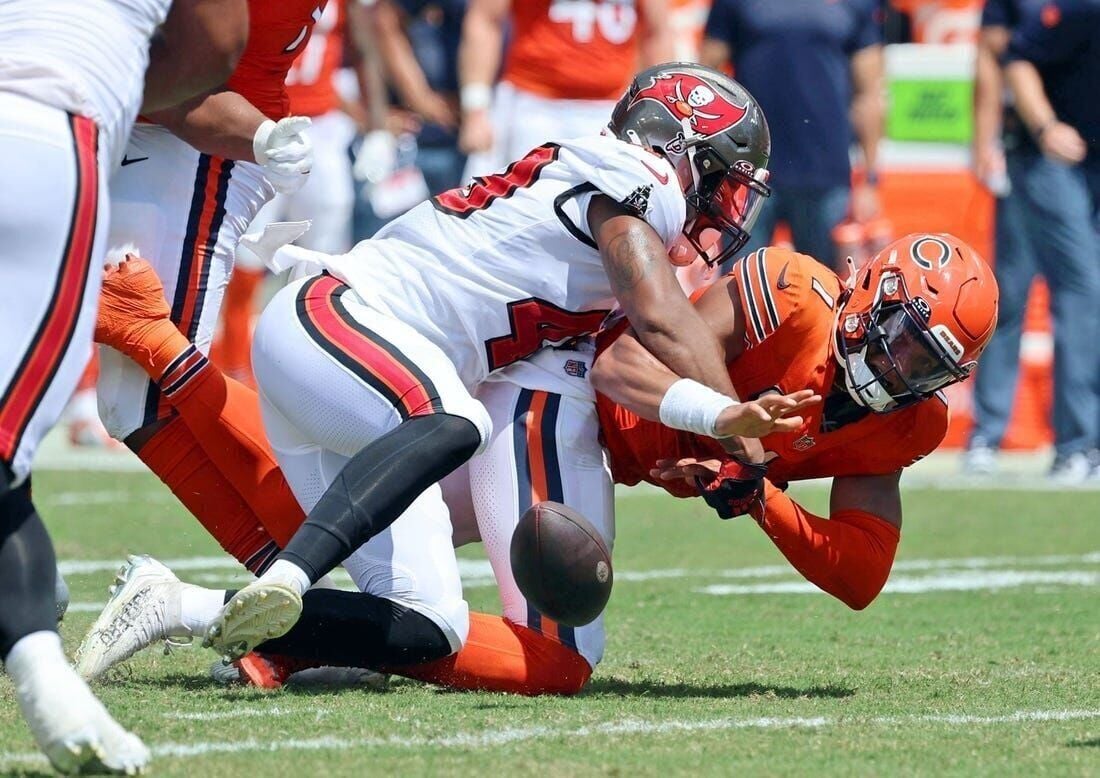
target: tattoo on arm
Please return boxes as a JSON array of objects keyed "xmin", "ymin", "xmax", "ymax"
[{"xmin": 603, "ymin": 230, "xmax": 655, "ymax": 294}]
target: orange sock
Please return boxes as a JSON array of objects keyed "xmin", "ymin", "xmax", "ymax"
[
  {"xmin": 214, "ymin": 266, "xmax": 265, "ymax": 386},
  {"xmin": 138, "ymin": 416, "xmax": 279, "ymax": 573},
  {"xmin": 156, "ymin": 350, "xmax": 304, "ymax": 546},
  {"xmin": 395, "ymin": 613, "xmax": 593, "ymax": 696}
]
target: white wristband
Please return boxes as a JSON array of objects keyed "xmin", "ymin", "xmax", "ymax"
[
  {"xmin": 658, "ymin": 378, "xmax": 737, "ymax": 438},
  {"xmin": 252, "ymin": 119, "xmax": 277, "ymax": 165},
  {"xmin": 460, "ymin": 83, "xmax": 492, "ymax": 113}
]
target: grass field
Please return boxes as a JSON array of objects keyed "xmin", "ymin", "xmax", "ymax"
[{"xmin": 1, "ymin": 466, "xmax": 1098, "ymax": 776}]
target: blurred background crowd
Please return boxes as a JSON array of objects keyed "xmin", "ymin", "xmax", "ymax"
[{"xmin": 66, "ymin": 0, "xmax": 1100, "ymax": 483}]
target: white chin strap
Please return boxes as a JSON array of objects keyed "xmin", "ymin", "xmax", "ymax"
[{"xmin": 842, "ymin": 348, "xmax": 897, "ymax": 413}]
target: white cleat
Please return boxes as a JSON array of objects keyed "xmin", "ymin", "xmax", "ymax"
[
  {"xmin": 203, "ymin": 580, "xmax": 302, "ymax": 661},
  {"xmin": 15, "ymin": 658, "xmax": 149, "ymax": 774},
  {"xmin": 75, "ymin": 555, "xmax": 191, "ymax": 682}
]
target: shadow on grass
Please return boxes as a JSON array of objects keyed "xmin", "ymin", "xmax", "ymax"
[
  {"xmin": 585, "ymin": 677, "xmax": 855, "ymax": 700},
  {"xmin": 1066, "ymin": 738, "xmax": 1100, "ymax": 748}
]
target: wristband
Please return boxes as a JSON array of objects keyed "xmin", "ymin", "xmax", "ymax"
[
  {"xmin": 658, "ymin": 378, "xmax": 737, "ymax": 438},
  {"xmin": 460, "ymin": 83, "xmax": 492, "ymax": 113},
  {"xmin": 252, "ymin": 119, "xmax": 277, "ymax": 165}
]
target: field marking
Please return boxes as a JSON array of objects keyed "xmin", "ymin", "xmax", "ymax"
[
  {"xmin": 698, "ymin": 569, "xmax": 1100, "ymax": 597},
  {"xmin": 1, "ymin": 708, "xmax": 1097, "ymax": 768},
  {"xmin": 165, "ymin": 706, "xmax": 322, "ymax": 722}
]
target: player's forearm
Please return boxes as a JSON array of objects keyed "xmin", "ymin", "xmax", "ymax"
[
  {"xmin": 638, "ymin": 0, "xmax": 675, "ymax": 66},
  {"xmin": 146, "ymin": 89, "xmax": 264, "ymax": 161},
  {"xmin": 753, "ymin": 482, "xmax": 898, "ymax": 610},
  {"xmin": 459, "ymin": 3, "xmax": 504, "ymax": 96},
  {"xmin": 348, "ymin": 1, "xmax": 389, "ymax": 132},
  {"xmin": 373, "ymin": 2, "xmax": 435, "ymax": 112},
  {"xmin": 140, "ymin": 0, "xmax": 249, "ymax": 113},
  {"xmin": 590, "ymin": 328, "xmax": 681, "ymax": 420},
  {"xmin": 1005, "ymin": 60, "xmax": 1057, "ymax": 134}
]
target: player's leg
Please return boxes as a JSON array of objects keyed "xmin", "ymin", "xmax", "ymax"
[
  {"xmin": 0, "ymin": 93, "xmax": 147, "ymax": 774},
  {"xmin": 403, "ymin": 374, "xmax": 613, "ymax": 695},
  {"xmin": 96, "ymin": 136, "xmax": 303, "ymax": 557},
  {"xmin": 207, "ymin": 276, "xmax": 490, "ymax": 658}
]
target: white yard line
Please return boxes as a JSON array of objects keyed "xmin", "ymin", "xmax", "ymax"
[
  {"xmin": 699, "ymin": 569, "xmax": 1100, "ymax": 597},
  {"xmin": 1, "ymin": 708, "xmax": 1097, "ymax": 767},
  {"xmin": 165, "ymin": 706, "xmax": 322, "ymax": 722}
]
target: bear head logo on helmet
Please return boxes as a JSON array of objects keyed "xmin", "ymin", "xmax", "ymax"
[
  {"xmin": 835, "ymin": 233, "xmax": 999, "ymax": 413},
  {"xmin": 608, "ymin": 63, "xmax": 772, "ymax": 267}
]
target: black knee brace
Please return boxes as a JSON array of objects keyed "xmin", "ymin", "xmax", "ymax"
[
  {"xmin": 280, "ymin": 413, "xmax": 481, "ymax": 582},
  {"xmin": 0, "ymin": 477, "xmax": 59, "ymax": 658},
  {"xmin": 255, "ymin": 588, "xmax": 453, "ymax": 667}
]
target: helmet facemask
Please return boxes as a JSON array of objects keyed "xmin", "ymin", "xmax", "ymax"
[
  {"xmin": 837, "ymin": 275, "xmax": 973, "ymax": 413},
  {"xmin": 680, "ymin": 144, "xmax": 770, "ymax": 266}
]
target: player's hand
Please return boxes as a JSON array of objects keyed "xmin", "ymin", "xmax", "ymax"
[
  {"xmin": 253, "ymin": 116, "xmax": 313, "ymax": 195},
  {"xmin": 353, "ymin": 129, "xmax": 397, "ymax": 184},
  {"xmin": 713, "ymin": 390, "xmax": 821, "ymax": 439},
  {"xmin": 650, "ymin": 457, "xmax": 767, "ymax": 520},
  {"xmin": 973, "ymin": 142, "xmax": 1008, "ymax": 195},
  {"xmin": 410, "ymin": 89, "xmax": 459, "ymax": 130},
  {"xmin": 1039, "ymin": 121, "xmax": 1087, "ymax": 165},
  {"xmin": 459, "ymin": 108, "xmax": 494, "ymax": 154}
]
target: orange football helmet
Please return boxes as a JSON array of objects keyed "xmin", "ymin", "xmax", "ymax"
[{"xmin": 835, "ymin": 233, "xmax": 999, "ymax": 413}]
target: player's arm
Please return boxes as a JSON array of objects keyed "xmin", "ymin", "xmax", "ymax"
[
  {"xmin": 638, "ymin": 0, "xmax": 676, "ymax": 66},
  {"xmin": 755, "ymin": 473, "xmax": 902, "ymax": 609},
  {"xmin": 146, "ymin": 92, "xmax": 312, "ymax": 194},
  {"xmin": 588, "ymin": 199, "xmax": 816, "ymax": 440},
  {"xmin": 458, "ymin": 0, "xmax": 509, "ymax": 153},
  {"xmin": 373, "ymin": 0, "xmax": 458, "ymax": 129},
  {"xmin": 141, "ymin": 0, "xmax": 249, "ymax": 113}
]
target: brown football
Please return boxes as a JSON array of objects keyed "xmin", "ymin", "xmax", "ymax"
[{"xmin": 509, "ymin": 501, "xmax": 613, "ymax": 627}]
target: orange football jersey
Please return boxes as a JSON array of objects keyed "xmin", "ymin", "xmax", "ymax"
[
  {"xmin": 227, "ymin": 0, "xmax": 326, "ymax": 120},
  {"xmin": 502, "ymin": 0, "xmax": 641, "ymax": 101},
  {"xmin": 285, "ymin": 0, "xmax": 345, "ymax": 117},
  {"xmin": 889, "ymin": 0, "xmax": 981, "ymax": 44},
  {"xmin": 595, "ymin": 249, "xmax": 949, "ymax": 498}
]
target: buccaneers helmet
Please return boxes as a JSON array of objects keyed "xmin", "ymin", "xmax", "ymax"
[
  {"xmin": 835, "ymin": 233, "xmax": 999, "ymax": 413},
  {"xmin": 608, "ymin": 63, "xmax": 771, "ymax": 266}
]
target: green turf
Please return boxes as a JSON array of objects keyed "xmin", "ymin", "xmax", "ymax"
[{"xmin": 1, "ymin": 470, "xmax": 1097, "ymax": 776}]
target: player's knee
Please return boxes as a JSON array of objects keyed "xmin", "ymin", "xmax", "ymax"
[
  {"xmin": 437, "ymin": 399, "xmax": 492, "ymax": 457},
  {"xmin": 407, "ymin": 597, "xmax": 469, "ymax": 656}
]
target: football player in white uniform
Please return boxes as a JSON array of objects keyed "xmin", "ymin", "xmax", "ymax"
[
  {"xmin": 0, "ymin": 0, "xmax": 246, "ymax": 772},
  {"xmin": 73, "ymin": 65, "xmax": 815, "ymax": 687},
  {"xmin": 203, "ymin": 63, "xmax": 816, "ymax": 660}
]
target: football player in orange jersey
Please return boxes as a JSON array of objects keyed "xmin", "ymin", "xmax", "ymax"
[
  {"xmin": 93, "ymin": 1, "xmax": 338, "ymax": 578},
  {"xmin": 458, "ymin": 0, "xmax": 674, "ymax": 177},
  {"xmin": 75, "ymin": 233, "xmax": 997, "ymax": 697},
  {"xmin": 591, "ymin": 233, "xmax": 998, "ymax": 610}
]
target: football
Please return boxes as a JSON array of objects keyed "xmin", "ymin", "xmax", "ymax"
[{"xmin": 509, "ymin": 501, "xmax": 613, "ymax": 627}]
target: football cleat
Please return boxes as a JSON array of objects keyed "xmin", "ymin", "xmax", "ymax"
[
  {"xmin": 14, "ymin": 657, "xmax": 149, "ymax": 774},
  {"xmin": 75, "ymin": 555, "xmax": 191, "ymax": 682},
  {"xmin": 210, "ymin": 652, "xmax": 389, "ymax": 690},
  {"xmin": 203, "ymin": 580, "xmax": 302, "ymax": 661}
]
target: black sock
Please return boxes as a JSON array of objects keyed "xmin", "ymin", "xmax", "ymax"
[
  {"xmin": 280, "ymin": 413, "xmax": 481, "ymax": 582},
  {"xmin": 256, "ymin": 589, "xmax": 452, "ymax": 667},
  {"xmin": 0, "ymin": 472, "xmax": 59, "ymax": 659}
]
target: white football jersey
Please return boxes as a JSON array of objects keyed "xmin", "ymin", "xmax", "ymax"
[
  {"xmin": 319, "ymin": 134, "xmax": 687, "ymax": 389},
  {"xmin": 0, "ymin": 0, "xmax": 171, "ymax": 166}
]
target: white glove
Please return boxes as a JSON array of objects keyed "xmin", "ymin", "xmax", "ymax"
[
  {"xmin": 253, "ymin": 116, "xmax": 313, "ymax": 195},
  {"xmin": 236, "ymin": 220, "xmax": 312, "ymax": 273},
  {"xmin": 353, "ymin": 129, "xmax": 398, "ymax": 184}
]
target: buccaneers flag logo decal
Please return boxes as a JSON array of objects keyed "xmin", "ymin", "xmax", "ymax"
[{"xmin": 631, "ymin": 73, "xmax": 748, "ymax": 138}]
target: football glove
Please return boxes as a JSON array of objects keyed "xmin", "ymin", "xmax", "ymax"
[
  {"xmin": 253, "ymin": 116, "xmax": 313, "ymax": 195},
  {"xmin": 352, "ymin": 129, "xmax": 398, "ymax": 184},
  {"xmin": 694, "ymin": 458, "xmax": 768, "ymax": 520}
]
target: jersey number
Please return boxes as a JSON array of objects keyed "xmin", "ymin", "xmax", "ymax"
[
  {"xmin": 433, "ymin": 144, "xmax": 560, "ymax": 218},
  {"xmin": 549, "ymin": 0, "xmax": 638, "ymax": 44},
  {"xmin": 486, "ymin": 299, "xmax": 609, "ymax": 371}
]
